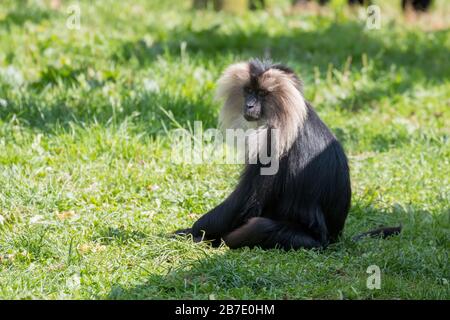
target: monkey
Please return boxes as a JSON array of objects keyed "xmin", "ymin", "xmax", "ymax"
[{"xmin": 175, "ymin": 59, "xmax": 401, "ymax": 250}]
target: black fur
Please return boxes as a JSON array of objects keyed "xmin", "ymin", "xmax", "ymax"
[
  {"xmin": 176, "ymin": 102, "xmax": 351, "ymax": 250},
  {"xmin": 175, "ymin": 61, "xmax": 401, "ymax": 250}
]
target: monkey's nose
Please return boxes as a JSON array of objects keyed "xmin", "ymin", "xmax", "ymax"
[{"xmin": 246, "ymin": 104, "xmax": 255, "ymax": 109}]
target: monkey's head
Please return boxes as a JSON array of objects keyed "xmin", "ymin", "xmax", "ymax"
[{"xmin": 216, "ymin": 59, "xmax": 307, "ymax": 157}]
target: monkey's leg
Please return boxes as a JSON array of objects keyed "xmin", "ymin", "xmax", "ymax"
[
  {"xmin": 189, "ymin": 201, "xmax": 242, "ymax": 243},
  {"xmin": 186, "ymin": 184, "xmax": 258, "ymax": 242},
  {"xmin": 175, "ymin": 170, "xmax": 262, "ymax": 244},
  {"xmin": 173, "ymin": 203, "xmax": 242, "ymax": 246},
  {"xmin": 223, "ymin": 217, "xmax": 325, "ymax": 250},
  {"xmin": 173, "ymin": 204, "xmax": 238, "ymax": 247},
  {"xmin": 174, "ymin": 203, "xmax": 261, "ymax": 247},
  {"xmin": 173, "ymin": 205, "xmax": 245, "ymax": 247}
]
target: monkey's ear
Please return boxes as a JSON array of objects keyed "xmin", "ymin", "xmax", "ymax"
[{"xmin": 215, "ymin": 62, "xmax": 250, "ymax": 101}]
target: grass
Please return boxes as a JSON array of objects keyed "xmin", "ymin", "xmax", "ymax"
[{"xmin": 0, "ymin": 0, "xmax": 449, "ymax": 299}]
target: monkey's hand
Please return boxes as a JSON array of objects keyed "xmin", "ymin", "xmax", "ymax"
[
  {"xmin": 173, "ymin": 228, "xmax": 202, "ymax": 242},
  {"xmin": 174, "ymin": 228, "xmax": 192, "ymax": 236}
]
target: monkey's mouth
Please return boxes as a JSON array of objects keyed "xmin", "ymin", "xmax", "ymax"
[{"xmin": 244, "ymin": 114, "xmax": 260, "ymax": 122}]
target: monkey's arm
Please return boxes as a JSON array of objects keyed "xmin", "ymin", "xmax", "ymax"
[
  {"xmin": 175, "ymin": 175, "xmax": 257, "ymax": 242},
  {"xmin": 175, "ymin": 165, "xmax": 265, "ymax": 243},
  {"xmin": 190, "ymin": 188, "xmax": 247, "ymax": 240},
  {"xmin": 174, "ymin": 198, "xmax": 240, "ymax": 245}
]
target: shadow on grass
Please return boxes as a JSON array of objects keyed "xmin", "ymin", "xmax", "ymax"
[
  {"xmin": 1, "ymin": 21, "xmax": 448, "ymax": 134},
  {"xmin": 0, "ymin": 3, "xmax": 55, "ymax": 29},
  {"xmin": 116, "ymin": 21, "xmax": 449, "ymax": 79},
  {"xmin": 93, "ymin": 226, "xmax": 147, "ymax": 245},
  {"xmin": 108, "ymin": 249, "xmax": 308, "ymax": 299},
  {"xmin": 0, "ymin": 90, "xmax": 219, "ymax": 135},
  {"xmin": 113, "ymin": 21, "xmax": 449, "ymax": 110},
  {"xmin": 105, "ymin": 204, "xmax": 448, "ymax": 299}
]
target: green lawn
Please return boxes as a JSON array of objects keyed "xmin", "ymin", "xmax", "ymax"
[{"xmin": 0, "ymin": 0, "xmax": 449, "ymax": 299}]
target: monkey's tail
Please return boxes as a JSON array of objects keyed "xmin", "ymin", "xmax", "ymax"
[{"xmin": 352, "ymin": 225, "xmax": 402, "ymax": 242}]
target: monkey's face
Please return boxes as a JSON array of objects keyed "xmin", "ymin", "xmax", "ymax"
[
  {"xmin": 242, "ymin": 85, "xmax": 267, "ymax": 122},
  {"xmin": 216, "ymin": 59, "xmax": 307, "ymax": 157}
]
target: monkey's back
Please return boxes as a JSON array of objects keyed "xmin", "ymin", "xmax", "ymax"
[{"xmin": 258, "ymin": 103, "xmax": 351, "ymax": 243}]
